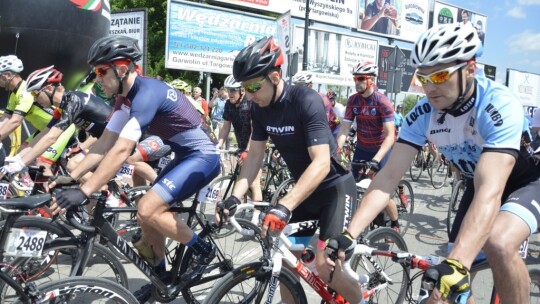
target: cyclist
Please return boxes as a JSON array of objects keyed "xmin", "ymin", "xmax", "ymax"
[
  {"xmin": 217, "ymin": 74, "xmax": 263, "ymax": 201},
  {"xmin": 328, "ymin": 90, "xmax": 345, "ymax": 121},
  {"xmin": 48, "ymin": 35, "xmax": 220, "ymax": 301},
  {"xmin": 216, "ymin": 36, "xmax": 357, "ymax": 301},
  {"xmin": 0, "ymin": 55, "xmax": 76, "ymax": 177},
  {"xmin": 335, "ymin": 60, "xmax": 401, "ymax": 233},
  {"xmin": 292, "ymin": 71, "xmax": 340, "ymax": 138},
  {"xmin": 327, "ymin": 23, "xmax": 540, "ymax": 304}
]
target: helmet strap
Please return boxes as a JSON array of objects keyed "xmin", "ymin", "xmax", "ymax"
[{"xmin": 2, "ymin": 73, "xmax": 17, "ymax": 92}]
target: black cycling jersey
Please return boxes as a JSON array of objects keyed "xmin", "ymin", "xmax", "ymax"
[
  {"xmin": 48, "ymin": 91, "xmax": 112, "ymax": 138},
  {"xmin": 251, "ymin": 83, "xmax": 348, "ymax": 190},
  {"xmin": 222, "ymin": 95, "xmax": 252, "ymax": 150}
]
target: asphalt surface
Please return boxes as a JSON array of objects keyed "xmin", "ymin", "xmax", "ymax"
[{"xmin": 118, "ymin": 170, "xmax": 540, "ymax": 303}]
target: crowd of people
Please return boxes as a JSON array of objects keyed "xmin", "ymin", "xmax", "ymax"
[{"xmin": 0, "ymin": 20, "xmax": 538, "ymax": 304}]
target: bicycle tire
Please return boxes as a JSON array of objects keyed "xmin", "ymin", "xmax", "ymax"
[
  {"xmin": 16, "ymin": 276, "xmax": 137, "ymax": 304},
  {"xmin": 270, "ymin": 177, "xmax": 295, "ymax": 206},
  {"xmin": 203, "ymin": 261, "xmax": 307, "ymax": 304},
  {"xmin": 446, "ymin": 179, "xmax": 465, "ymax": 238},
  {"xmin": 392, "ymin": 180, "xmax": 415, "ymax": 236},
  {"xmin": 529, "ymin": 269, "xmax": 540, "ymax": 303},
  {"xmin": 409, "ymin": 152, "xmax": 424, "ymax": 181},
  {"xmin": 180, "ymin": 218, "xmax": 271, "ymax": 303},
  {"xmin": 350, "ymin": 227, "xmax": 408, "ymax": 304},
  {"xmin": 429, "ymin": 158, "xmax": 449, "ymax": 189}
]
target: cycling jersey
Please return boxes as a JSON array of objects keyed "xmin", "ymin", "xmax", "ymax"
[
  {"xmin": 251, "ymin": 83, "xmax": 350, "ymax": 190},
  {"xmin": 106, "ymin": 76, "xmax": 219, "ymax": 204},
  {"xmin": 344, "ymin": 90, "xmax": 394, "ymax": 151},
  {"xmin": 6, "ymin": 80, "xmax": 53, "ymax": 131},
  {"xmin": 222, "ymin": 96, "xmax": 252, "ymax": 150},
  {"xmin": 48, "ymin": 91, "xmax": 112, "ymax": 138}
]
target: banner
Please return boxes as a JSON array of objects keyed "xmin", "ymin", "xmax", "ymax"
[
  {"xmin": 209, "ymin": 0, "xmax": 291, "ymax": 14},
  {"xmin": 293, "ymin": 26, "xmax": 378, "ymax": 86},
  {"xmin": 476, "ymin": 63, "xmax": 496, "ymax": 81},
  {"xmin": 166, "ymin": 0, "xmax": 276, "ymax": 74},
  {"xmin": 276, "ymin": 11, "xmax": 292, "ymax": 80},
  {"xmin": 291, "ymin": 0, "xmax": 358, "ymax": 28},
  {"xmin": 357, "ymin": 0, "xmax": 429, "ymax": 43},
  {"xmin": 433, "ymin": 1, "xmax": 487, "ymax": 46},
  {"xmin": 507, "ymin": 69, "xmax": 540, "ymax": 107},
  {"xmin": 110, "ymin": 9, "xmax": 147, "ymax": 74},
  {"xmin": 377, "ymin": 45, "xmax": 416, "ymax": 92}
]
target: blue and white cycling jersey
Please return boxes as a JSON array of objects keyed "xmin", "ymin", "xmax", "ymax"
[{"xmin": 399, "ymin": 76, "xmax": 538, "ymax": 186}]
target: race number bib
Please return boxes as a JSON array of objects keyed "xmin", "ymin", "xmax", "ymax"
[
  {"xmin": 4, "ymin": 228, "xmax": 47, "ymax": 257},
  {"xmin": 158, "ymin": 156, "xmax": 171, "ymax": 169},
  {"xmin": 197, "ymin": 183, "xmax": 220, "ymax": 204},
  {"xmin": 116, "ymin": 164, "xmax": 134, "ymax": 177},
  {"xmin": 0, "ymin": 182, "xmax": 9, "ymax": 199}
]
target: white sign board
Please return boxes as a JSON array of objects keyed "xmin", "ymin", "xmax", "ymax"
[{"xmin": 110, "ymin": 10, "xmax": 147, "ymax": 73}]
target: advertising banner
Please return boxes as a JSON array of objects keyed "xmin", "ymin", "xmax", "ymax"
[
  {"xmin": 166, "ymin": 0, "xmax": 276, "ymax": 74},
  {"xmin": 476, "ymin": 63, "xmax": 496, "ymax": 81},
  {"xmin": 209, "ymin": 0, "xmax": 291, "ymax": 14},
  {"xmin": 293, "ymin": 26, "xmax": 378, "ymax": 86},
  {"xmin": 377, "ymin": 45, "xmax": 416, "ymax": 93},
  {"xmin": 276, "ymin": 11, "xmax": 292, "ymax": 80},
  {"xmin": 433, "ymin": 1, "xmax": 487, "ymax": 46},
  {"xmin": 507, "ymin": 69, "xmax": 540, "ymax": 107},
  {"xmin": 110, "ymin": 9, "xmax": 147, "ymax": 74},
  {"xmin": 291, "ymin": 0, "xmax": 358, "ymax": 28},
  {"xmin": 357, "ymin": 0, "xmax": 429, "ymax": 43}
]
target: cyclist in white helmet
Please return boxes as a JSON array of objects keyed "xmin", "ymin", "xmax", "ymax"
[{"xmin": 327, "ymin": 23, "xmax": 540, "ymax": 304}]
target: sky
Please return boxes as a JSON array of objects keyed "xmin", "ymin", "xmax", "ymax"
[{"xmin": 443, "ymin": 0, "xmax": 540, "ymax": 83}]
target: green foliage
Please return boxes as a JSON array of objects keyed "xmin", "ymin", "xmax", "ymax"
[{"xmin": 401, "ymin": 94, "xmax": 424, "ymax": 115}]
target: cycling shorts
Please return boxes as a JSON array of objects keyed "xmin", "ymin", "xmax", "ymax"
[
  {"xmin": 288, "ymin": 173, "xmax": 356, "ymax": 242},
  {"xmin": 449, "ymin": 177, "xmax": 540, "ymax": 243},
  {"xmin": 151, "ymin": 151, "xmax": 220, "ymax": 204},
  {"xmin": 35, "ymin": 124, "xmax": 77, "ymax": 164},
  {"xmin": 136, "ymin": 136, "xmax": 172, "ymax": 162}
]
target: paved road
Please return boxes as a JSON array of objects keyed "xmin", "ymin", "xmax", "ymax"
[{"xmin": 120, "ymin": 171, "xmax": 539, "ymax": 303}]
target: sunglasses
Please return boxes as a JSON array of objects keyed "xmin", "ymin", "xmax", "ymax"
[
  {"xmin": 227, "ymin": 88, "xmax": 240, "ymax": 93},
  {"xmin": 353, "ymin": 75, "xmax": 370, "ymax": 82},
  {"xmin": 242, "ymin": 77, "xmax": 267, "ymax": 93},
  {"xmin": 31, "ymin": 86, "xmax": 47, "ymax": 98},
  {"xmin": 94, "ymin": 65, "xmax": 112, "ymax": 77},
  {"xmin": 416, "ymin": 62, "xmax": 467, "ymax": 85}
]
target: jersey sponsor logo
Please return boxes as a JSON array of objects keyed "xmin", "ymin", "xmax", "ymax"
[
  {"xmin": 370, "ymin": 108, "xmax": 377, "ymax": 116},
  {"xmin": 266, "ymin": 125, "xmax": 295, "ymax": 136},
  {"xmin": 405, "ymin": 103, "xmax": 432, "ymax": 126},
  {"xmin": 162, "ymin": 178, "xmax": 176, "ymax": 191},
  {"xmin": 167, "ymin": 89, "xmax": 178, "ymax": 102},
  {"xmin": 485, "ymin": 103, "xmax": 503, "ymax": 127},
  {"xmin": 430, "ymin": 128, "xmax": 451, "ymax": 134}
]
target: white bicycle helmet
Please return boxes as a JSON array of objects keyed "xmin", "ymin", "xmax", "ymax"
[
  {"xmin": 0, "ymin": 55, "xmax": 23, "ymax": 73},
  {"xmin": 26, "ymin": 65, "xmax": 63, "ymax": 92},
  {"xmin": 411, "ymin": 23, "xmax": 482, "ymax": 68},
  {"xmin": 291, "ymin": 71, "xmax": 314, "ymax": 85},
  {"xmin": 224, "ymin": 75, "xmax": 242, "ymax": 89},
  {"xmin": 352, "ymin": 61, "xmax": 378, "ymax": 76}
]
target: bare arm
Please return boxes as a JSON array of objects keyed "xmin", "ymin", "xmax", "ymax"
[
  {"xmin": 372, "ymin": 120, "xmax": 395, "ymax": 162},
  {"xmin": 277, "ymin": 144, "xmax": 331, "ymax": 211},
  {"xmin": 231, "ymin": 139, "xmax": 266, "ymax": 198},
  {"xmin": 449, "ymin": 151, "xmax": 515, "ymax": 268},
  {"xmin": 69, "ymin": 128, "xmax": 119, "ymax": 180},
  {"xmin": 361, "ymin": 5, "xmax": 386, "ymax": 30},
  {"xmin": 20, "ymin": 127, "xmax": 64, "ymax": 165},
  {"xmin": 217, "ymin": 121, "xmax": 232, "ymax": 148},
  {"xmin": 80, "ymin": 137, "xmax": 135, "ymax": 196},
  {"xmin": 347, "ymin": 142, "xmax": 417, "ymax": 237},
  {"xmin": 0, "ymin": 114, "xmax": 24, "ymax": 141},
  {"xmin": 336, "ymin": 120, "xmax": 353, "ymax": 150}
]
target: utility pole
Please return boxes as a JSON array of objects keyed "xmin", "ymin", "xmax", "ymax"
[{"xmin": 302, "ymin": 0, "xmax": 310, "ymax": 71}]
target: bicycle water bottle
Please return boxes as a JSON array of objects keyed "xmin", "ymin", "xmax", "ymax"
[{"xmin": 301, "ymin": 245, "xmax": 318, "ymax": 275}]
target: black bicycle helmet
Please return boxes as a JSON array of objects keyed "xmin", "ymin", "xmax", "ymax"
[
  {"xmin": 87, "ymin": 35, "xmax": 142, "ymax": 65},
  {"xmin": 233, "ymin": 36, "xmax": 284, "ymax": 82}
]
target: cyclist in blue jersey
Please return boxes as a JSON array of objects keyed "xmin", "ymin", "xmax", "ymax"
[
  {"xmin": 326, "ymin": 23, "xmax": 540, "ymax": 304},
  {"xmin": 49, "ymin": 36, "xmax": 220, "ymax": 301},
  {"xmin": 217, "ymin": 36, "xmax": 357, "ymax": 302}
]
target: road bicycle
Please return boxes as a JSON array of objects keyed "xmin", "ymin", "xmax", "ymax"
[
  {"xmin": 62, "ymin": 186, "xmax": 269, "ymax": 303},
  {"xmin": 409, "ymin": 145, "xmax": 436, "ymax": 182},
  {"xmin": 0, "ymin": 193, "xmax": 137, "ymax": 303},
  {"xmin": 446, "ymin": 177, "xmax": 469, "ymax": 238},
  {"xmin": 203, "ymin": 203, "xmax": 409, "ymax": 304},
  {"xmin": 428, "ymin": 155, "xmax": 451, "ymax": 189}
]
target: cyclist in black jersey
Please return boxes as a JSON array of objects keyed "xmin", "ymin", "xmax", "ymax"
[{"xmin": 217, "ymin": 36, "xmax": 357, "ymax": 302}]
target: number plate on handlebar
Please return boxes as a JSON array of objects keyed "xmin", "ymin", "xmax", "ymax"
[
  {"xmin": 4, "ymin": 228, "xmax": 47, "ymax": 257},
  {"xmin": 0, "ymin": 182, "xmax": 9, "ymax": 199},
  {"xmin": 158, "ymin": 156, "xmax": 171, "ymax": 169}
]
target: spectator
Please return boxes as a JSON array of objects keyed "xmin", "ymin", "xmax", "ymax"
[
  {"xmin": 394, "ymin": 104, "xmax": 404, "ymax": 133},
  {"xmin": 193, "ymin": 86, "xmax": 209, "ymax": 116},
  {"xmin": 209, "ymin": 87, "xmax": 228, "ymax": 141}
]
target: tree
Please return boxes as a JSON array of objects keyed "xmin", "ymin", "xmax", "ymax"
[{"xmin": 401, "ymin": 93, "xmax": 424, "ymax": 115}]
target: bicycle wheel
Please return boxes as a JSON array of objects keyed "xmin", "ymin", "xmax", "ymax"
[
  {"xmin": 270, "ymin": 178, "xmax": 295, "ymax": 206},
  {"xmin": 350, "ymin": 228, "xmax": 408, "ymax": 304},
  {"xmin": 409, "ymin": 152, "xmax": 424, "ymax": 181},
  {"xmin": 391, "ymin": 180, "xmax": 415, "ymax": 236},
  {"xmin": 198, "ymin": 175, "xmax": 234, "ymax": 222},
  {"xmin": 1, "ymin": 242, "xmax": 128, "ymax": 303},
  {"xmin": 180, "ymin": 218, "xmax": 271, "ymax": 303},
  {"xmin": 530, "ymin": 269, "xmax": 540, "ymax": 303},
  {"xmin": 203, "ymin": 262, "xmax": 307, "ymax": 304},
  {"xmin": 447, "ymin": 179, "xmax": 465, "ymax": 238},
  {"xmin": 429, "ymin": 158, "xmax": 449, "ymax": 189},
  {"xmin": 22, "ymin": 276, "xmax": 137, "ymax": 303}
]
